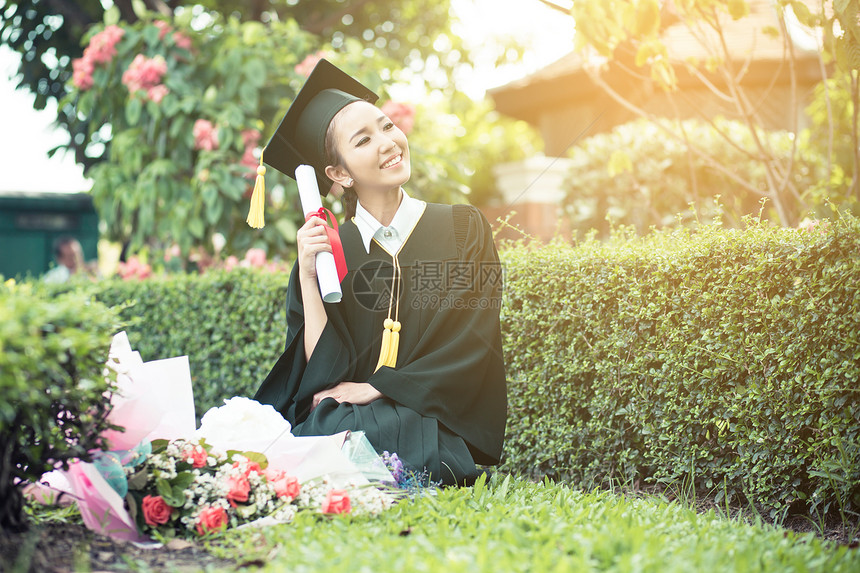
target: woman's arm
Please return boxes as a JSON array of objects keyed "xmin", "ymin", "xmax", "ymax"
[
  {"xmin": 296, "ymin": 217, "xmax": 332, "ymax": 361},
  {"xmin": 310, "ymin": 381, "xmax": 383, "ymax": 411}
]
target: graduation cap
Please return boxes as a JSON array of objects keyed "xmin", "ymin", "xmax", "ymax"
[{"xmin": 246, "ymin": 59, "xmax": 379, "ymax": 228}]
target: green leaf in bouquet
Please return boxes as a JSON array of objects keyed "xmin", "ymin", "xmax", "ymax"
[
  {"xmin": 155, "ymin": 477, "xmax": 173, "ymax": 499},
  {"xmin": 169, "ymin": 485, "xmax": 187, "ymax": 508},
  {"xmin": 172, "ymin": 471, "xmax": 195, "ymax": 490},
  {"xmin": 240, "ymin": 451, "xmax": 269, "ymax": 469},
  {"xmin": 155, "ymin": 477, "xmax": 186, "ymax": 507},
  {"xmin": 150, "ymin": 439, "xmax": 169, "ymax": 452},
  {"xmin": 127, "ymin": 490, "xmax": 146, "ymax": 533},
  {"xmin": 236, "ymin": 502, "xmax": 258, "ymax": 519},
  {"xmin": 125, "ymin": 493, "xmax": 138, "ymax": 525},
  {"xmin": 127, "ymin": 468, "xmax": 149, "ymax": 490}
]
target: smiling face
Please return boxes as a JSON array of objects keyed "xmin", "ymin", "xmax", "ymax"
[{"xmin": 324, "ymin": 100, "xmax": 411, "ymax": 198}]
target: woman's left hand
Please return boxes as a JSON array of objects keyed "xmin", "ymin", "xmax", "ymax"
[{"xmin": 311, "ymin": 382, "xmax": 383, "ymax": 411}]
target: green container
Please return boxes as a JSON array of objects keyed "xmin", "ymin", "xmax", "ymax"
[{"xmin": 0, "ymin": 191, "xmax": 99, "ymax": 280}]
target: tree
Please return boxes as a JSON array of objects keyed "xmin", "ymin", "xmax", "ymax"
[
  {"xmin": 55, "ymin": 10, "xmax": 435, "ymax": 257},
  {"xmin": 0, "ymin": 0, "xmax": 458, "ymax": 170},
  {"xmin": 562, "ymin": 0, "xmax": 859, "ymax": 226},
  {"xmin": 806, "ymin": 0, "xmax": 860, "ymax": 204},
  {"xmin": 2, "ymin": 1, "xmax": 541, "ymax": 259}
]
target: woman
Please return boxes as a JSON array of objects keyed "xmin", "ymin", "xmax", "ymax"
[{"xmin": 253, "ymin": 60, "xmax": 506, "ymax": 485}]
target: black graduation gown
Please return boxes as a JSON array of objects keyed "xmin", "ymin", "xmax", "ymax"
[{"xmin": 254, "ymin": 203, "xmax": 507, "ymax": 485}]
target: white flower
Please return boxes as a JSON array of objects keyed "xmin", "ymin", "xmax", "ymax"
[{"xmin": 195, "ymin": 397, "xmax": 293, "ymax": 452}]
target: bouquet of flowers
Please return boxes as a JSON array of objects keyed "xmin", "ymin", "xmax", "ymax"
[
  {"xmin": 124, "ymin": 437, "xmax": 392, "ymax": 539},
  {"xmin": 45, "ymin": 332, "xmax": 397, "ymax": 543}
]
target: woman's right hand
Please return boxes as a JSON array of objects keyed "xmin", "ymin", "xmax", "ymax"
[{"xmin": 296, "ymin": 216, "xmax": 332, "ymax": 281}]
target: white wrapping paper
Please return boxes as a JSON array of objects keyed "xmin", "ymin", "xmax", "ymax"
[
  {"xmin": 101, "ymin": 331, "xmax": 196, "ymax": 450},
  {"xmin": 50, "ymin": 333, "xmax": 380, "ymax": 542},
  {"xmin": 296, "ymin": 164, "xmax": 342, "ymax": 303}
]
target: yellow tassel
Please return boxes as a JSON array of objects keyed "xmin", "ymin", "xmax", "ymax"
[
  {"xmin": 374, "ymin": 253, "xmax": 403, "ymax": 372},
  {"xmin": 387, "ymin": 320, "xmax": 401, "ymax": 368},
  {"xmin": 374, "ymin": 318, "xmax": 394, "ymax": 372},
  {"xmin": 246, "ymin": 163, "xmax": 266, "ymax": 229}
]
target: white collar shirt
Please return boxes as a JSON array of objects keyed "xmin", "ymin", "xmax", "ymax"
[{"xmin": 353, "ymin": 189, "xmax": 426, "ymax": 255}]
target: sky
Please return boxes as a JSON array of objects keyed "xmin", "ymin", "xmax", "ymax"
[{"xmin": 0, "ymin": 0, "xmax": 574, "ymax": 193}]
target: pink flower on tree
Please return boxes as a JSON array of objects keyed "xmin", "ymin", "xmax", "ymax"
[
  {"xmin": 241, "ymin": 248, "xmax": 267, "ymax": 268},
  {"xmin": 117, "ymin": 256, "xmax": 152, "ymax": 281},
  {"xmin": 155, "ymin": 20, "xmax": 171, "ymax": 39},
  {"xmin": 240, "ymin": 129, "xmax": 261, "ymax": 169},
  {"xmin": 72, "ymin": 57, "xmax": 95, "ymax": 90},
  {"xmin": 193, "ymin": 119, "xmax": 220, "ymax": 151},
  {"xmin": 122, "ymin": 54, "xmax": 168, "ymax": 95},
  {"xmin": 70, "ymin": 24, "xmax": 125, "ymax": 91},
  {"xmin": 241, "ymin": 129, "xmax": 261, "ymax": 148},
  {"xmin": 381, "ymin": 101, "xmax": 416, "ymax": 135},
  {"xmin": 223, "ymin": 255, "xmax": 239, "ymax": 271},
  {"xmin": 173, "ymin": 32, "xmax": 193, "ymax": 51},
  {"xmin": 295, "ymin": 51, "xmax": 330, "ymax": 77},
  {"xmin": 155, "ymin": 20, "xmax": 193, "ymax": 51},
  {"xmin": 85, "ymin": 25, "xmax": 125, "ymax": 65},
  {"xmin": 147, "ymin": 84, "xmax": 169, "ymax": 103}
]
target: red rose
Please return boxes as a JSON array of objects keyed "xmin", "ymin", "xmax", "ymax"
[
  {"xmin": 272, "ymin": 475, "xmax": 300, "ymax": 500},
  {"xmin": 141, "ymin": 495, "xmax": 172, "ymax": 526},
  {"xmin": 321, "ymin": 489, "xmax": 351, "ymax": 514},
  {"xmin": 263, "ymin": 467, "xmax": 299, "ymax": 499},
  {"xmin": 232, "ymin": 460, "xmax": 262, "ymax": 478},
  {"xmin": 196, "ymin": 505, "xmax": 228, "ymax": 536},
  {"xmin": 184, "ymin": 446, "xmax": 208, "ymax": 468},
  {"xmin": 225, "ymin": 475, "xmax": 250, "ymax": 507},
  {"xmin": 263, "ymin": 467, "xmax": 284, "ymax": 481}
]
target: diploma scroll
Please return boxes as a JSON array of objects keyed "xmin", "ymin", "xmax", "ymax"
[{"xmin": 296, "ymin": 164, "xmax": 342, "ymax": 303}]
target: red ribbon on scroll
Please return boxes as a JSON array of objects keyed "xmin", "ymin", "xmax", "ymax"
[{"xmin": 305, "ymin": 207, "xmax": 348, "ymax": 282}]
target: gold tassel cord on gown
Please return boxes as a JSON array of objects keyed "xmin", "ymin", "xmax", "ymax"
[
  {"xmin": 374, "ymin": 252, "xmax": 402, "ymax": 372},
  {"xmin": 246, "ymin": 152, "xmax": 266, "ymax": 229}
]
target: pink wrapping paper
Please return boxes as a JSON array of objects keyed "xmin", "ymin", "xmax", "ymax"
[{"xmin": 59, "ymin": 333, "xmax": 370, "ymax": 542}]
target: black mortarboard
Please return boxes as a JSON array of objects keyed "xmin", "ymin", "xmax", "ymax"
[
  {"xmin": 246, "ymin": 59, "xmax": 378, "ymax": 228},
  {"xmin": 270, "ymin": 58, "xmax": 379, "ymax": 189}
]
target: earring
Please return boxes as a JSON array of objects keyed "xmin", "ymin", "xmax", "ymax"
[{"xmin": 346, "ymin": 178, "xmax": 354, "ymax": 187}]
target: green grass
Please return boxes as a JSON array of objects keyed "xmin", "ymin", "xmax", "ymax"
[{"xmin": 209, "ymin": 475, "xmax": 860, "ymax": 573}]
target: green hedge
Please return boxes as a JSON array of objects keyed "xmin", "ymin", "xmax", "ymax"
[
  {"xmin": 0, "ymin": 282, "xmax": 121, "ymax": 531},
  {"xmin": 35, "ymin": 215, "xmax": 860, "ymax": 521},
  {"xmin": 499, "ymin": 216, "xmax": 860, "ymax": 521},
  {"xmin": 47, "ymin": 269, "xmax": 290, "ymax": 419}
]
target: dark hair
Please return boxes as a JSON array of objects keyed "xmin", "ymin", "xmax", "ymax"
[{"xmin": 324, "ymin": 108, "xmax": 358, "ymax": 220}]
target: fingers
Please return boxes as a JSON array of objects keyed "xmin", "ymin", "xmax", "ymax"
[
  {"xmin": 298, "ymin": 219, "xmax": 331, "ymax": 245},
  {"xmin": 301, "ymin": 235, "xmax": 332, "ymax": 257},
  {"xmin": 311, "ymin": 389, "xmax": 336, "ymax": 411},
  {"xmin": 297, "ymin": 219, "xmax": 332, "ymax": 274},
  {"xmin": 297, "ymin": 218, "xmax": 329, "ymax": 240}
]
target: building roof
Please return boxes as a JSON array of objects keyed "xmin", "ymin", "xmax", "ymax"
[{"xmin": 490, "ymin": 0, "xmax": 823, "ymax": 122}]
